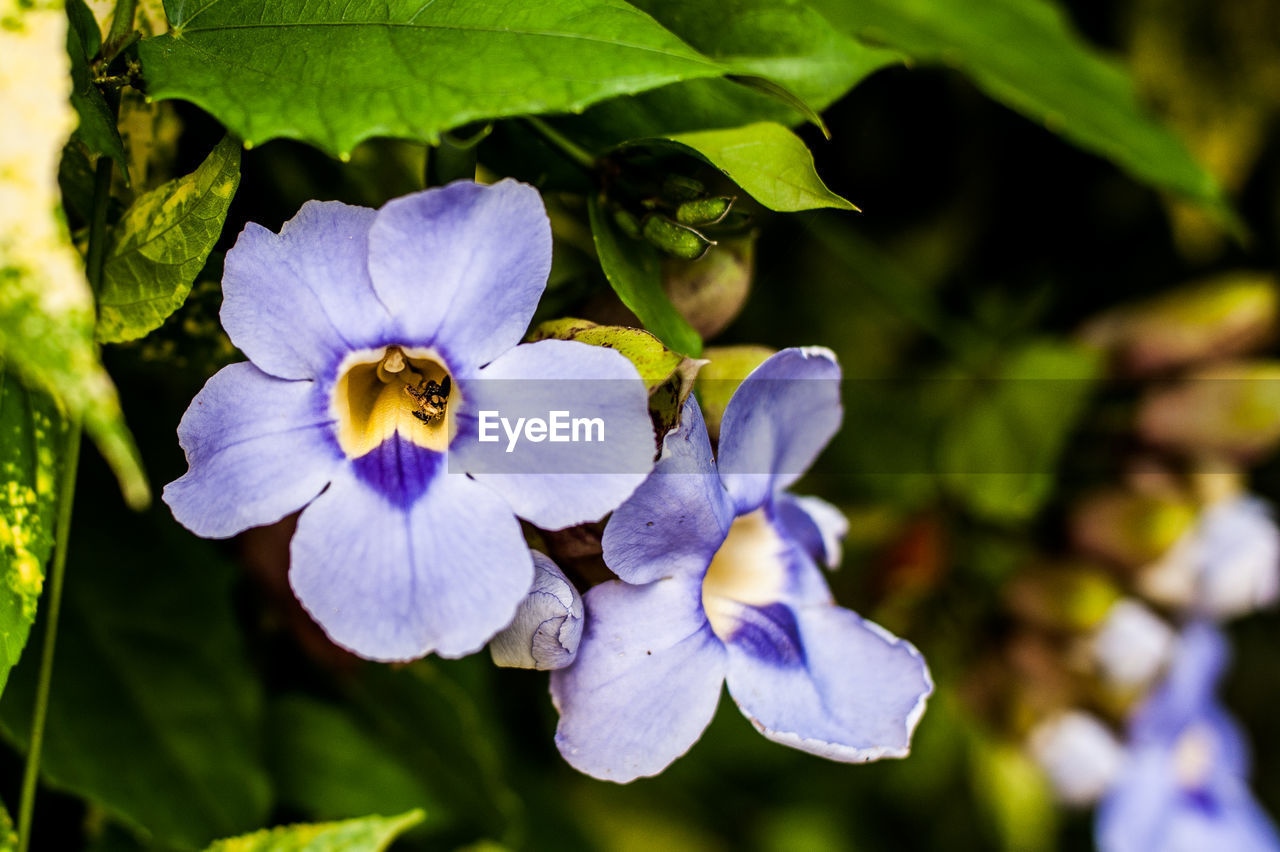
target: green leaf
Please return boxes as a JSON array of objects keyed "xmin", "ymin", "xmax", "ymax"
[
  {"xmin": 647, "ymin": 121, "xmax": 855, "ymax": 212},
  {"xmin": 66, "ymin": 0, "xmax": 128, "ymax": 173},
  {"xmin": 559, "ymin": 0, "xmax": 900, "ymax": 152},
  {"xmin": 0, "ymin": 796, "xmax": 15, "ymax": 852},
  {"xmin": 0, "ymin": 511, "xmax": 272, "ymax": 850},
  {"xmin": 0, "ymin": 373, "xmax": 65, "ymax": 700},
  {"xmin": 137, "ymin": 0, "xmax": 725, "ymax": 158},
  {"xmin": 204, "ymin": 811, "xmax": 424, "ymax": 852},
  {"xmin": 528, "ymin": 318, "xmax": 685, "ymax": 390},
  {"xmin": 96, "ymin": 136, "xmax": 241, "ymax": 343},
  {"xmin": 268, "ymin": 696, "xmax": 443, "ymax": 825},
  {"xmin": 808, "ymin": 0, "xmax": 1234, "ymax": 222},
  {"xmin": 937, "ymin": 340, "xmax": 1101, "ymax": 522},
  {"xmin": 588, "ymin": 195, "xmax": 702, "ymax": 356},
  {"xmin": 0, "ymin": 1, "xmax": 148, "ymax": 509},
  {"xmin": 344, "ymin": 663, "xmax": 521, "ymax": 843}
]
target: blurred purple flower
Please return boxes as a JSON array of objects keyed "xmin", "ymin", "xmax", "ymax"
[
  {"xmin": 551, "ymin": 348, "xmax": 933, "ymax": 782},
  {"xmin": 1097, "ymin": 622, "xmax": 1280, "ymax": 852},
  {"xmin": 163, "ymin": 181, "xmax": 654, "ymax": 661}
]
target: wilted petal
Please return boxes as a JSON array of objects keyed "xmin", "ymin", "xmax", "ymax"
[
  {"xmin": 602, "ymin": 398, "xmax": 733, "ymax": 585},
  {"xmin": 367, "ymin": 180, "xmax": 551, "ymax": 370},
  {"xmin": 490, "ymin": 552, "xmax": 583, "ymax": 671},
  {"xmin": 451, "ymin": 338, "xmax": 655, "ymax": 530},
  {"xmin": 550, "ymin": 576, "xmax": 726, "ymax": 782},
  {"xmin": 717, "ymin": 347, "xmax": 842, "ymax": 513},
  {"xmin": 723, "ymin": 604, "xmax": 931, "ymax": 762},
  {"xmin": 221, "ymin": 201, "xmax": 392, "ymax": 381},
  {"xmin": 289, "ymin": 466, "xmax": 533, "ymax": 661},
  {"xmin": 163, "ymin": 362, "xmax": 342, "ymax": 538}
]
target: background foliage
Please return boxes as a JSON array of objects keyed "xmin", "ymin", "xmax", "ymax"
[{"xmin": 1, "ymin": 0, "xmax": 1278, "ymax": 849}]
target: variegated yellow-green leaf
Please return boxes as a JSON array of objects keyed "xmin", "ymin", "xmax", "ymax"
[
  {"xmin": 0, "ymin": 0, "xmax": 147, "ymax": 508},
  {"xmin": 96, "ymin": 136, "xmax": 241, "ymax": 343},
  {"xmin": 0, "ymin": 372, "xmax": 65, "ymax": 699},
  {"xmin": 528, "ymin": 318, "xmax": 684, "ymax": 391},
  {"xmin": 203, "ymin": 811, "xmax": 425, "ymax": 852}
]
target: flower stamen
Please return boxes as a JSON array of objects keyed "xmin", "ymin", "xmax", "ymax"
[{"xmin": 332, "ymin": 345, "xmax": 456, "ymax": 457}]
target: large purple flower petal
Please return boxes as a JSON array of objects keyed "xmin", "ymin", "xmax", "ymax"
[
  {"xmin": 367, "ymin": 180, "xmax": 551, "ymax": 370},
  {"xmin": 289, "ymin": 466, "xmax": 533, "ymax": 661},
  {"xmin": 550, "ymin": 577, "xmax": 727, "ymax": 782},
  {"xmin": 450, "ymin": 339, "xmax": 655, "ymax": 530},
  {"xmin": 163, "ymin": 362, "xmax": 342, "ymax": 538},
  {"xmin": 723, "ymin": 604, "xmax": 931, "ymax": 762},
  {"xmin": 602, "ymin": 398, "xmax": 734, "ymax": 585},
  {"xmin": 221, "ymin": 201, "xmax": 392, "ymax": 381},
  {"xmin": 717, "ymin": 348, "xmax": 843, "ymax": 513}
]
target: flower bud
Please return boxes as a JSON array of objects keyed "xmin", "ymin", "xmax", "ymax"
[
  {"xmin": 1028, "ymin": 711, "xmax": 1126, "ymax": 806},
  {"xmin": 490, "ymin": 552, "xmax": 584, "ymax": 671},
  {"xmin": 1090, "ymin": 599, "xmax": 1176, "ymax": 690},
  {"xmin": 642, "ymin": 215, "xmax": 713, "ymax": 260},
  {"xmin": 662, "ymin": 235, "xmax": 753, "ymax": 339},
  {"xmin": 1137, "ymin": 361, "xmax": 1280, "ymax": 459},
  {"xmin": 1080, "ymin": 272, "xmax": 1277, "ymax": 376}
]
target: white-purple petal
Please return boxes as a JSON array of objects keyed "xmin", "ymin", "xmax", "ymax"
[
  {"xmin": 602, "ymin": 397, "xmax": 733, "ymax": 585},
  {"xmin": 490, "ymin": 552, "xmax": 584, "ymax": 671},
  {"xmin": 367, "ymin": 180, "xmax": 551, "ymax": 370},
  {"xmin": 289, "ymin": 466, "xmax": 533, "ymax": 661},
  {"xmin": 717, "ymin": 347, "xmax": 843, "ymax": 513},
  {"xmin": 221, "ymin": 201, "xmax": 392, "ymax": 381},
  {"xmin": 162, "ymin": 362, "xmax": 343, "ymax": 538},
  {"xmin": 722, "ymin": 604, "xmax": 932, "ymax": 762},
  {"xmin": 451, "ymin": 338, "xmax": 655, "ymax": 530},
  {"xmin": 1029, "ymin": 711, "xmax": 1126, "ymax": 806},
  {"xmin": 550, "ymin": 576, "xmax": 726, "ymax": 782},
  {"xmin": 774, "ymin": 493, "xmax": 849, "ymax": 569}
]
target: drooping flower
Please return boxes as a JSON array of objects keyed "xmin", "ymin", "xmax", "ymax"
[
  {"xmin": 489, "ymin": 551, "xmax": 584, "ymax": 671},
  {"xmin": 550, "ymin": 348, "xmax": 932, "ymax": 782},
  {"xmin": 163, "ymin": 180, "xmax": 655, "ymax": 661},
  {"xmin": 1096, "ymin": 622, "xmax": 1280, "ymax": 852}
]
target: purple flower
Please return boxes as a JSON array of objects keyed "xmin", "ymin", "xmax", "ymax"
[
  {"xmin": 163, "ymin": 181, "xmax": 654, "ymax": 661},
  {"xmin": 1097, "ymin": 622, "xmax": 1280, "ymax": 852},
  {"xmin": 550, "ymin": 348, "xmax": 933, "ymax": 782}
]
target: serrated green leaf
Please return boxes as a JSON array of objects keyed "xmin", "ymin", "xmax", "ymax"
[
  {"xmin": 204, "ymin": 811, "xmax": 424, "ymax": 852},
  {"xmin": 0, "ymin": 0, "xmax": 148, "ymax": 509},
  {"xmin": 97, "ymin": 136, "xmax": 241, "ymax": 343},
  {"xmin": 0, "ymin": 372, "xmax": 65, "ymax": 701},
  {"xmin": 528, "ymin": 318, "xmax": 684, "ymax": 390},
  {"xmin": 0, "ymin": 511, "xmax": 271, "ymax": 850},
  {"xmin": 66, "ymin": 0, "xmax": 128, "ymax": 173},
  {"xmin": 137, "ymin": 0, "xmax": 725, "ymax": 158},
  {"xmin": 588, "ymin": 195, "xmax": 702, "ymax": 357},
  {"xmin": 808, "ymin": 0, "xmax": 1234, "ymax": 224},
  {"xmin": 938, "ymin": 340, "xmax": 1101, "ymax": 522},
  {"xmin": 647, "ymin": 122, "xmax": 854, "ymax": 212},
  {"xmin": 268, "ymin": 696, "xmax": 443, "ymax": 825}
]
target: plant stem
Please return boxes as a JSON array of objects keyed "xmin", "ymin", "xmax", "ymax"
[
  {"xmin": 524, "ymin": 116, "xmax": 596, "ymax": 171},
  {"xmin": 104, "ymin": 0, "xmax": 137, "ymax": 57},
  {"xmin": 84, "ymin": 157, "xmax": 114, "ymax": 295},
  {"xmin": 15, "ymin": 421, "xmax": 82, "ymax": 852}
]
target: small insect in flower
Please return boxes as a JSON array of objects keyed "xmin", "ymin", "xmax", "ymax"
[{"xmin": 404, "ymin": 375, "xmax": 451, "ymax": 424}]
